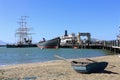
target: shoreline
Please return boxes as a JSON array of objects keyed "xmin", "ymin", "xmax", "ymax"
[
  {"xmin": 0, "ymin": 55, "xmax": 120, "ymax": 80},
  {"xmin": 0, "ymin": 55, "xmax": 113, "ymax": 68},
  {"xmin": 0, "ymin": 54, "xmax": 108, "ymax": 67}
]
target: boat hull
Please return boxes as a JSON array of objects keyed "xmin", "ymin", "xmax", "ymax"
[
  {"xmin": 71, "ymin": 61, "xmax": 108, "ymax": 73},
  {"xmin": 37, "ymin": 37, "xmax": 60, "ymax": 49},
  {"xmin": 6, "ymin": 44, "xmax": 37, "ymax": 48}
]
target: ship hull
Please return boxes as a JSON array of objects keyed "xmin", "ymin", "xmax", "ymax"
[
  {"xmin": 37, "ymin": 37, "xmax": 60, "ymax": 49},
  {"xmin": 6, "ymin": 44, "xmax": 37, "ymax": 48}
]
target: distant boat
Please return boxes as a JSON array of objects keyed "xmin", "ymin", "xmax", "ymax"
[
  {"xmin": 6, "ymin": 16, "xmax": 37, "ymax": 48},
  {"xmin": 71, "ymin": 60, "xmax": 108, "ymax": 73},
  {"xmin": 37, "ymin": 37, "xmax": 60, "ymax": 49}
]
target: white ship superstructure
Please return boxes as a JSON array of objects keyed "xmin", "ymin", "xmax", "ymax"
[{"xmin": 60, "ymin": 33, "xmax": 77, "ymax": 45}]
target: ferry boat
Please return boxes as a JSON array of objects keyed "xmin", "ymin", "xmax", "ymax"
[
  {"xmin": 6, "ymin": 16, "xmax": 37, "ymax": 48},
  {"xmin": 60, "ymin": 30, "xmax": 78, "ymax": 48}
]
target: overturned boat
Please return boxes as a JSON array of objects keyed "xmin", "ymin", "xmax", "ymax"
[
  {"xmin": 54, "ymin": 55, "xmax": 108, "ymax": 74},
  {"xmin": 71, "ymin": 60, "xmax": 108, "ymax": 73},
  {"xmin": 37, "ymin": 37, "xmax": 61, "ymax": 49}
]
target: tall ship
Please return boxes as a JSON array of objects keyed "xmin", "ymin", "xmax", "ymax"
[
  {"xmin": 7, "ymin": 16, "xmax": 37, "ymax": 48},
  {"xmin": 37, "ymin": 37, "xmax": 61, "ymax": 49}
]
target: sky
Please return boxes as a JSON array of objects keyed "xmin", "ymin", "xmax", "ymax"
[{"xmin": 0, "ymin": 0, "xmax": 120, "ymax": 43}]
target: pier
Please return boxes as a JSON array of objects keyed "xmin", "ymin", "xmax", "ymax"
[
  {"xmin": 60, "ymin": 30, "xmax": 120, "ymax": 54},
  {"xmin": 102, "ymin": 40, "xmax": 120, "ymax": 54},
  {"xmin": 60, "ymin": 40, "xmax": 120, "ymax": 54}
]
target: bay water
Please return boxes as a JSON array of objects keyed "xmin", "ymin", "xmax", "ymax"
[{"xmin": 0, "ymin": 47, "xmax": 110, "ymax": 66}]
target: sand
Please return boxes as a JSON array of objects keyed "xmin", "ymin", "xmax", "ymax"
[{"xmin": 0, "ymin": 55, "xmax": 120, "ymax": 80}]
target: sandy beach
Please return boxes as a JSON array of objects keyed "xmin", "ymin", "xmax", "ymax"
[{"xmin": 0, "ymin": 55, "xmax": 120, "ymax": 80}]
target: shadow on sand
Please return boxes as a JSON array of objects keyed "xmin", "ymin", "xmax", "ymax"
[
  {"xmin": 75, "ymin": 70, "xmax": 119, "ymax": 74},
  {"xmin": 102, "ymin": 70, "xmax": 119, "ymax": 74}
]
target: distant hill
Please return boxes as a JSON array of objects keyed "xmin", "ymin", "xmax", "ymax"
[
  {"xmin": 91, "ymin": 38, "xmax": 102, "ymax": 42},
  {"xmin": 0, "ymin": 40, "xmax": 7, "ymax": 45}
]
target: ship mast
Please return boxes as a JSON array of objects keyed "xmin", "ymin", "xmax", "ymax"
[
  {"xmin": 15, "ymin": 16, "xmax": 33, "ymax": 44},
  {"xmin": 117, "ymin": 26, "xmax": 120, "ymax": 40}
]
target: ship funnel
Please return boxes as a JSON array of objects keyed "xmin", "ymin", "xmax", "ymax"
[{"xmin": 64, "ymin": 30, "xmax": 68, "ymax": 36}]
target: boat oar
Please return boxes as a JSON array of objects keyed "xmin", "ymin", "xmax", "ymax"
[
  {"xmin": 54, "ymin": 55, "xmax": 70, "ymax": 62},
  {"xmin": 86, "ymin": 59, "xmax": 97, "ymax": 62}
]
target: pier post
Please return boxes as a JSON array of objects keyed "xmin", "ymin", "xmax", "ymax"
[{"xmin": 118, "ymin": 40, "xmax": 120, "ymax": 47}]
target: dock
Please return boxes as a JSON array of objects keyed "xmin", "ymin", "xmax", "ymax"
[
  {"xmin": 60, "ymin": 40, "xmax": 120, "ymax": 54},
  {"xmin": 60, "ymin": 30, "xmax": 120, "ymax": 54}
]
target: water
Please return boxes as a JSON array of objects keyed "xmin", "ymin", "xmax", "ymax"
[{"xmin": 0, "ymin": 47, "xmax": 109, "ymax": 66}]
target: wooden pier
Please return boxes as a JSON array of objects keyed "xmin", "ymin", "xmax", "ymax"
[
  {"xmin": 60, "ymin": 44, "xmax": 103, "ymax": 49},
  {"xmin": 60, "ymin": 40, "xmax": 120, "ymax": 54},
  {"xmin": 102, "ymin": 40, "xmax": 120, "ymax": 54}
]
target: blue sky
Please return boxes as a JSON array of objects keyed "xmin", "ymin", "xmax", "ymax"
[{"xmin": 0, "ymin": 0, "xmax": 120, "ymax": 43}]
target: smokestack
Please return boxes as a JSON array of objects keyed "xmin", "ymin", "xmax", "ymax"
[{"xmin": 64, "ymin": 30, "xmax": 68, "ymax": 36}]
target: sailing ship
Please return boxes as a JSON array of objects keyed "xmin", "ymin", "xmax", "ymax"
[
  {"xmin": 7, "ymin": 16, "xmax": 37, "ymax": 48},
  {"xmin": 37, "ymin": 37, "xmax": 60, "ymax": 49}
]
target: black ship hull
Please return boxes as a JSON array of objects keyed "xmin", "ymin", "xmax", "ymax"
[
  {"xmin": 37, "ymin": 37, "xmax": 60, "ymax": 49},
  {"xmin": 6, "ymin": 44, "xmax": 37, "ymax": 48}
]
